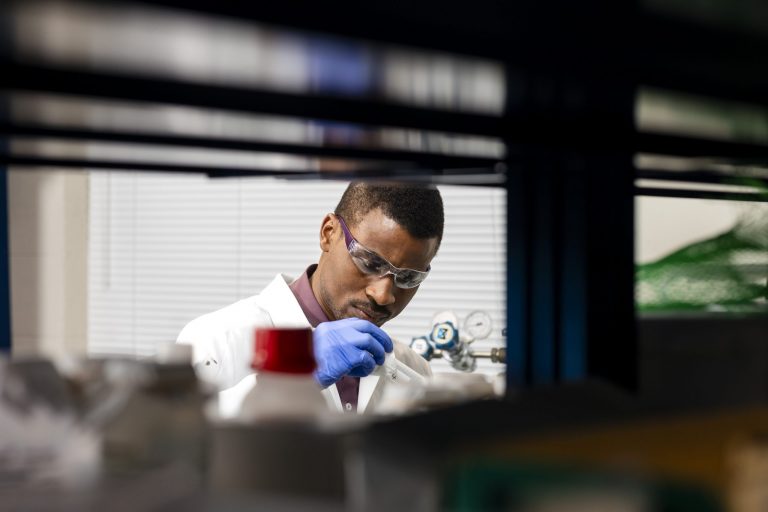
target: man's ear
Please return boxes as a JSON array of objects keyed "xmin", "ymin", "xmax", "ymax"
[{"xmin": 319, "ymin": 213, "xmax": 336, "ymax": 252}]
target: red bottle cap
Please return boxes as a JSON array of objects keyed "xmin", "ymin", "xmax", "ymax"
[{"xmin": 252, "ymin": 327, "xmax": 316, "ymax": 374}]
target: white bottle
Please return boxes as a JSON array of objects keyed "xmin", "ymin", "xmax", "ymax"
[{"xmin": 239, "ymin": 327, "xmax": 328, "ymax": 422}]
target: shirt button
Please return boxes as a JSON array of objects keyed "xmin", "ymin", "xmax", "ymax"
[{"xmin": 345, "ymin": 403, "xmax": 353, "ymax": 411}]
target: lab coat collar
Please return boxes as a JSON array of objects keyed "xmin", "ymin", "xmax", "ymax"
[{"xmin": 260, "ymin": 274, "xmax": 313, "ymax": 328}]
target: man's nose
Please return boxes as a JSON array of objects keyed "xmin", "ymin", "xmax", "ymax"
[{"xmin": 365, "ymin": 274, "xmax": 396, "ymax": 306}]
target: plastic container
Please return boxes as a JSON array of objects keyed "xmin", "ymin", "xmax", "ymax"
[
  {"xmin": 211, "ymin": 328, "xmax": 342, "ymax": 498},
  {"xmin": 238, "ymin": 327, "xmax": 329, "ymax": 422}
]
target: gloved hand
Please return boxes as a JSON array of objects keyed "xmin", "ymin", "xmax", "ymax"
[{"xmin": 313, "ymin": 318, "xmax": 394, "ymax": 388}]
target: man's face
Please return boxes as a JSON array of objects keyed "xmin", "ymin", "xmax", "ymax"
[{"xmin": 313, "ymin": 208, "xmax": 439, "ymax": 327}]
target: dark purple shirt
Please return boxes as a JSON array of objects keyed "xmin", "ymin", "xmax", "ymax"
[{"xmin": 289, "ymin": 265, "xmax": 360, "ymax": 412}]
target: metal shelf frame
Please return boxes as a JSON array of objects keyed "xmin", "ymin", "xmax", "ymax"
[{"xmin": 1, "ymin": 0, "xmax": 767, "ymax": 391}]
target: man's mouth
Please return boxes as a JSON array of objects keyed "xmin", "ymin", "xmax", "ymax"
[{"xmin": 353, "ymin": 305, "xmax": 389, "ymax": 324}]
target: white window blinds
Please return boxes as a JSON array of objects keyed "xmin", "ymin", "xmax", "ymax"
[{"xmin": 88, "ymin": 173, "xmax": 506, "ymax": 374}]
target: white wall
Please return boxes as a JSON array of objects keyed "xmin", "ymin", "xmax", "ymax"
[
  {"xmin": 635, "ymin": 196, "xmax": 740, "ymax": 263},
  {"xmin": 8, "ymin": 169, "xmax": 88, "ymax": 359}
]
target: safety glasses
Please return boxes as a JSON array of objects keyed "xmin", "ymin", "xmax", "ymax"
[{"xmin": 336, "ymin": 214, "xmax": 430, "ymax": 289}]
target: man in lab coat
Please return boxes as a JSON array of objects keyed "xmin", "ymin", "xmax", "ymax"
[{"xmin": 177, "ymin": 182, "xmax": 442, "ymax": 415}]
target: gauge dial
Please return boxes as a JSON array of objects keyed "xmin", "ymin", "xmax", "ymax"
[
  {"xmin": 431, "ymin": 310, "xmax": 459, "ymax": 327},
  {"xmin": 410, "ymin": 337, "xmax": 434, "ymax": 359},
  {"xmin": 464, "ymin": 310, "xmax": 492, "ymax": 340}
]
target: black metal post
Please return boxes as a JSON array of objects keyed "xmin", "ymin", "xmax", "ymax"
[{"xmin": 505, "ymin": 0, "xmax": 638, "ymax": 392}]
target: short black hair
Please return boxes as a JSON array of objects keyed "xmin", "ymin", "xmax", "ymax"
[{"xmin": 335, "ymin": 181, "xmax": 444, "ymax": 249}]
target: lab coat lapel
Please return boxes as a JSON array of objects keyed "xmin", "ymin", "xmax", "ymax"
[
  {"xmin": 358, "ymin": 373, "xmax": 387, "ymax": 414},
  {"xmin": 323, "ymin": 384, "xmax": 343, "ymax": 411},
  {"xmin": 357, "ymin": 374, "xmax": 378, "ymax": 414},
  {"xmin": 257, "ymin": 274, "xmax": 312, "ymax": 328}
]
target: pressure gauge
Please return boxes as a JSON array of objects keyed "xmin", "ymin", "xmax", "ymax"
[
  {"xmin": 430, "ymin": 321, "xmax": 458, "ymax": 350},
  {"xmin": 410, "ymin": 336, "xmax": 434, "ymax": 360},
  {"xmin": 464, "ymin": 310, "xmax": 492, "ymax": 340}
]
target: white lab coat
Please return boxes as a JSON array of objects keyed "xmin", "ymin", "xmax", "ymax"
[{"xmin": 177, "ymin": 273, "xmax": 431, "ymax": 416}]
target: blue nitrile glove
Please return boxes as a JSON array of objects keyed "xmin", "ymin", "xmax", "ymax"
[{"xmin": 313, "ymin": 318, "xmax": 394, "ymax": 388}]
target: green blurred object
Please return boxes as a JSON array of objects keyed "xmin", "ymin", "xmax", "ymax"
[
  {"xmin": 637, "ymin": 231, "xmax": 767, "ymax": 312},
  {"xmin": 442, "ymin": 460, "xmax": 723, "ymax": 512},
  {"xmin": 637, "ymin": 186, "xmax": 768, "ymax": 313}
]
